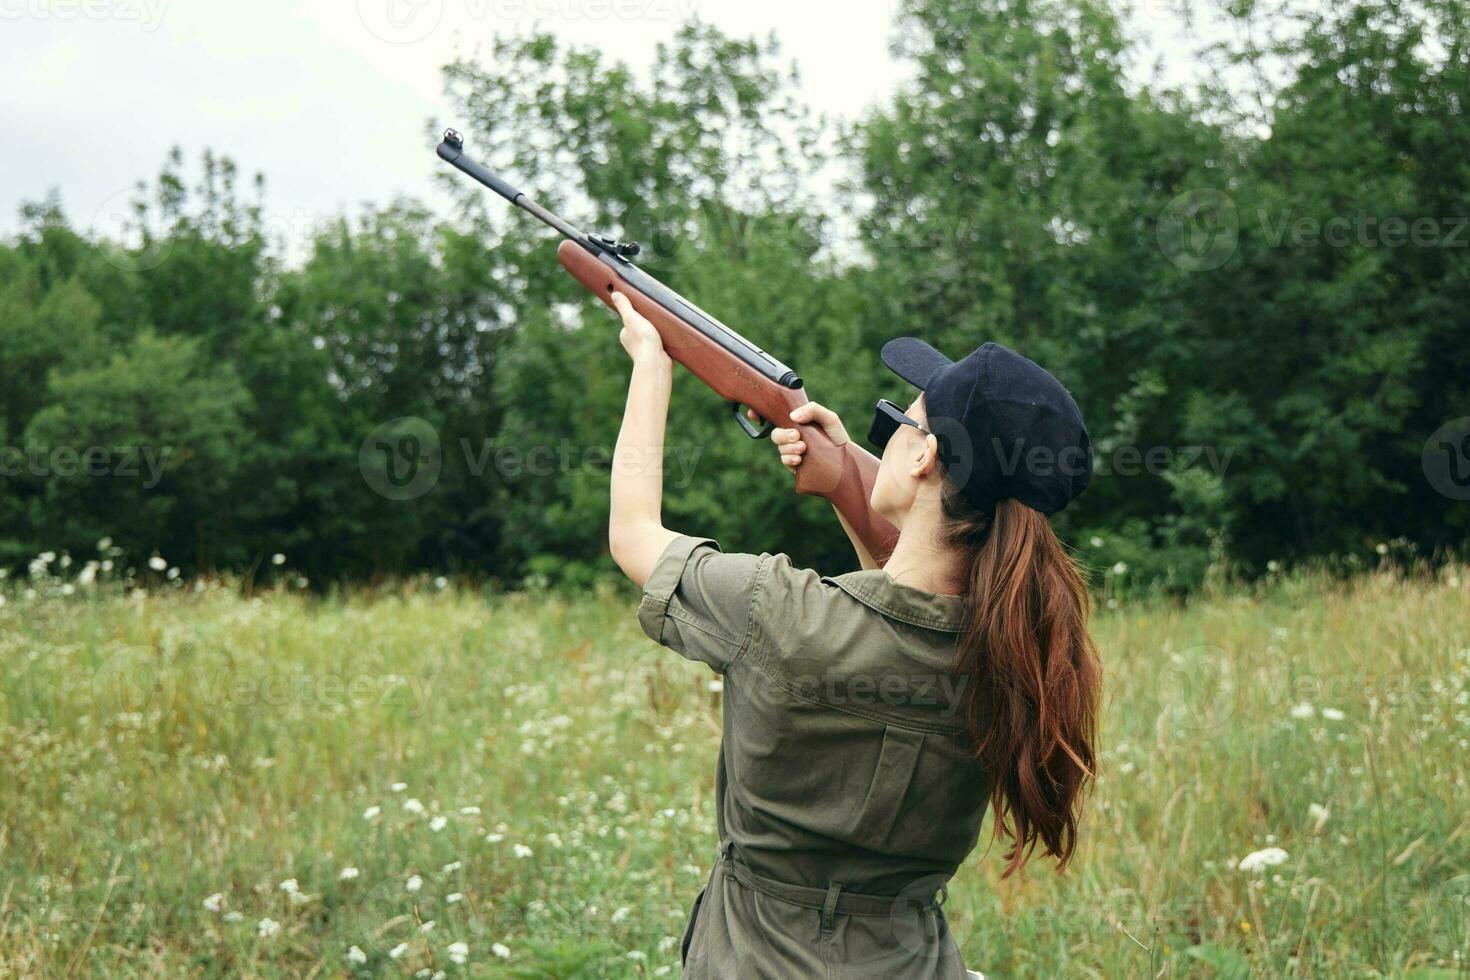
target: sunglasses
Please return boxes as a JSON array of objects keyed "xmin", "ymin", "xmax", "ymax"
[{"xmin": 867, "ymin": 399, "xmax": 931, "ymax": 451}]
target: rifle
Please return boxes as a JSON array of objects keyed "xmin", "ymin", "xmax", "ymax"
[{"xmin": 436, "ymin": 128, "xmax": 899, "ymax": 564}]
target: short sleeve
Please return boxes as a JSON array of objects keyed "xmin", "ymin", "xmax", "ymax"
[{"xmin": 637, "ymin": 535, "xmax": 767, "ymax": 673}]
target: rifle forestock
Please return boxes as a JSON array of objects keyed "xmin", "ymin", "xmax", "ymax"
[{"xmin": 556, "ymin": 240, "xmax": 900, "ymax": 565}]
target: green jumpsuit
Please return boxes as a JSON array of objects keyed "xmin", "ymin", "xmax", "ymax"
[{"xmin": 638, "ymin": 535, "xmax": 992, "ymax": 979}]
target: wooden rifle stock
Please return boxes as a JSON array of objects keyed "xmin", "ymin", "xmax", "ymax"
[{"xmin": 557, "ymin": 240, "xmax": 899, "ymax": 565}]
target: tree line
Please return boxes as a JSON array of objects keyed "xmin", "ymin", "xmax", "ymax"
[{"xmin": 2, "ymin": 0, "xmax": 1466, "ymax": 592}]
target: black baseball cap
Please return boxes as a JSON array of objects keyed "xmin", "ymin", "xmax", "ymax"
[{"xmin": 879, "ymin": 338, "xmax": 1092, "ymax": 516}]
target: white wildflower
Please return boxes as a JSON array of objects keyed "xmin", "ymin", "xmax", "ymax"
[
  {"xmin": 429, "ymin": 815, "xmax": 447, "ymax": 832},
  {"xmin": 389, "ymin": 942, "xmax": 409, "ymax": 959},
  {"xmin": 1320, "ymin": 707, "xmax": 1345, "ymax": 721},
  {"xmin": 441, "ymin": 860, "xmax": 461, "ymax": 873},
  {"xmin": 403, "ymin": 797, "xmax": 425, "ymax": 814},
  {"xmin": 391, "ymin": 782, "xmax": 408, "ymax": 793},
  {"xmin": 222, "ymin": 911, "xmax": 244, "ymax": 922},
  {"xmin": 1090, "ymin": 536, "xmax": 1104, "ymax": 547},
  {"xmin": 346, "ymin": 945, "xmax": 367, "ymax": 964},
  {"xmin": 1290, "ymin": 703, "xmax": 1315, "ymax": 719},
  {"xmin": 459, "ymin": 806, "xmax": 480, "ymax": 815},
  {"xmin": 420, "ymin": 920, "xmax": 436, "ymax": 933},
  {"xmin": 512, "ymin": 843, "xmax": 533, "ymax": 859},
  {"xmin": 97, "ymin": 536, "xmax": 112, "ymax": 551},
  {"xmin": 485, "ymin": 833, "xmax": 504, "ymax": 843},
  {"xmin": 1111, "ymin": 561, "xmax": 1128, "ymax": 575},
  {"xmin": 202, "ymin": 892, "xmax": 225, "ymax": 913},
  {"xmin": 447, "ymin": 940, "xmax": 469, "ymax": 964},
  {"xmin": 405, "ymin": 874, "xmax": 423, "ymax": 893},
  {"xmin": 446, "ymin": 892, "xmax": 465, "ymax": 904},
  {"xmin": 166, "ymin": 566, "xmax": 180, "ymax": 580},
  {"xmin": 279, "ymin": 878, "xmax": 299, "ymax": 894},
  {"xmin": 434, "ymin": 576, "xmax": 449, "ymax": 590},
  {"xmin": 362, "ymin": 805, "xmax": 382, "ymax": 820},
  {"xmin": 492, "ymin": 942, "xmax": 510, "ymax": 959},
  {"xmin": 339, "ymin": 866, "xmax": 360, "ymax": 881},
  {"xmin": 708, "ymin": 679, "xmax": 723, "ymax": 694},
  {"xmin": 1237, "ymin": 847, "xmax": 1289, "ymax": 872},
  {"xmin": 148, "ymin": 555, "xmax": 167, "ymax": 571},
  {"xmin": 257, "ymin": 917, "xmax": 281, "ymax": 938},
  {"xmin": 272, "ymin": 553, "xmax": 286, "ymax": 565},
  {"xmin": 611, "ymin": 906, "xmax": 631, "ymax": 924}
]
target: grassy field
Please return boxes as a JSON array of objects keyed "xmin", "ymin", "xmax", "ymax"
[{"xmin": 1, "ymin": 566, "xmax": 1467, "ymax": 978}]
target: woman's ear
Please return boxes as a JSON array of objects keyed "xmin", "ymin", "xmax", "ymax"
[{"xmin": 909, "ymin": 432, "xmax": 941, "ymax": 480}]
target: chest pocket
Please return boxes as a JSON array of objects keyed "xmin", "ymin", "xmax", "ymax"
[{"xmin": 852, "ymin": 726, "xmax": 925, "ymax": 848}]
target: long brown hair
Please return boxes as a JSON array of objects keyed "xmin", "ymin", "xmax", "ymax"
[{"xmin": 941, "ymin": 486, "xmax": 1101, "ymax": 877}]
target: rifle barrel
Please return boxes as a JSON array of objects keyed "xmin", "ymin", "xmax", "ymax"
[{"xmin": 436, "ymin": 132, "xmax": 590, "ymax": 246}]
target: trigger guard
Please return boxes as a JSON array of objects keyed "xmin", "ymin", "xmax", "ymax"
[{"xmin": 731, "ymin": 402, "xmax": 774, "ymax": 439}]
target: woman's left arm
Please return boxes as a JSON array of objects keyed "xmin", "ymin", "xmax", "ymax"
[{"xmin": 607, "ymin": 291, "xmax": 681, "ymax": 587}]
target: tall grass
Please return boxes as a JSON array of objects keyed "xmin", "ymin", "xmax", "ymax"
[{"xmin": 1, "ymin": 566, "xmax": 1466, "ymax": 977}]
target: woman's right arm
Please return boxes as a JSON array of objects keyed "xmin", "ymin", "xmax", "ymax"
[{"xmin": 763, "ymin": 402, "xmax": 881, "ymax": 570}]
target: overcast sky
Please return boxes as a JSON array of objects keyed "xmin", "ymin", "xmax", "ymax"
[{"xmin": 1, "ymin": 0, "xmax": 1211, "ymax": 250}]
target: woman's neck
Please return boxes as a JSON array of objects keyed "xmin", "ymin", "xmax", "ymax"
[{"xmin": 881, "ymin": 500, "xmax": 966, "ymax": 596}]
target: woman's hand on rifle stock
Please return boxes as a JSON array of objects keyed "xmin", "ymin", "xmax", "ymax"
[
  {"xmin": 757, "ymin": 402, "xmax": 850, "ymax": 471},
  {"xmin": 610, "ymin": 292, "xmax": 670, "ymax": 367}
]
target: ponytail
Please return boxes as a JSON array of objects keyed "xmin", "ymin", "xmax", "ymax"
[{"xmin": 941, "ymin": 489, "xmax": 1101, "ymax": 877}]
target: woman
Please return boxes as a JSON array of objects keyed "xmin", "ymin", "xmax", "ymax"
[{"xmin": 606, "ymin": 291, "xmax": 1101, "ymax": 978}]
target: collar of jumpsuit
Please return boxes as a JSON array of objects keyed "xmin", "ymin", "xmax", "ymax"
[
  {"xmin": 638, "ymin": 535, "xmax": 991, "ymax": 978},
  {"xmin": 829, "ymin": 569, "xmax": 967, "ymax": 634}
]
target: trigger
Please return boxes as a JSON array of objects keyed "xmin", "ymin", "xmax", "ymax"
[{"xmin": 731, "ymin": 402, "xmax": 774, "ymax": 439}]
